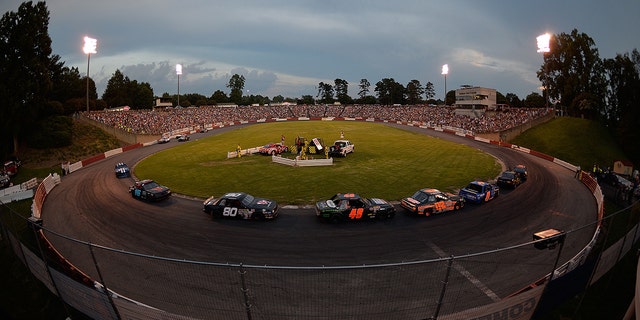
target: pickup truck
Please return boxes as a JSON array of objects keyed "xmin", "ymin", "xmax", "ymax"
[
  {"xmin": 458, "ymin": 180, "xmax": 499, "ymax": 204},
  {"xmin": 328, "ymin": 140, "xmax": 354, "ymax": 157}
]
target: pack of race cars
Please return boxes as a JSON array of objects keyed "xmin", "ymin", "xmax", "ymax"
[{"xmin": 119, "ymin": 158, "xmax": 527, "ymax": 223}]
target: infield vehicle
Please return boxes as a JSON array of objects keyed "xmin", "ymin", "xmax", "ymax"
[
  {"xmin": 203, "ymin": 192, "xmax": 279, "ymax": 220},
  {"xmin": 328, "ymin": 140, "xmax": 354, "ymax": 157},
  {"xmin": 3, "ymin": 160, "xmax": 19, "ymax": 177},
  {"xmin": 315, "ymin": 193, "xmax": 396, "ymax": 223},
  {"xmin": 458, "ymin": 180, "xmax": 499, "ymax": 204},
  {"xmin": 129, "ymin": 179, "xmax": 171, "ymax": 201},
  {"xmin": 258, "ymin": 143, "xmax": 289, "ymax": 155},
  {"xmin": 0, "ymin": 173, "xmax": 9, "ymax": 188},
  {"xmin": 401, "ymin": 188, "xmax": 464, "ymax": 216},
  {"xmin": 497, "ymin": 171, "xmax": 521, "ymax": 189},
  {"xmin": 114, "ymin": 162, "xmax": 131, "ymax": 178}
]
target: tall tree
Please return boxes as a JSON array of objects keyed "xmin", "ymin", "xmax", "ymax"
[
  {"xmin": 538, "ymin": 29, "xmax": 606, "ymax": 118},
  {"xmin": 102, "ymin": 69, "xmax": 131, "ymax": 108},
  {"xmin": 424, "ymin": 81, "xmax": 435, "ymax": 101},
  {"xmin": 226, "ymin": 74, "xmax": 245, "ymax": 105},
  {"xmin": 317, "ymin": 82, "xmax": 334, "ymax": 104},
  {"xmin": 334, "ymin": 78, "xmax": 351, "ymax": 104},
  {"xmin": 0, "ymin": 1, "xmax": 54, "ymax": 155},
  {"xmin": 405, "ymin": 80, "xmax": 424, "ymax": 105},
  {"xmin": 358, "ymin": 79, "xmax": 370, "ymax": 101}
]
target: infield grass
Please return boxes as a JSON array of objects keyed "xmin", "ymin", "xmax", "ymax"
[{"xmin": 134, "ymin": 121, "xmax": 501, "ymax": 204}]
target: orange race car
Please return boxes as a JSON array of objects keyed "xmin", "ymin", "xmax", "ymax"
[{"xmin": 400, "ymin": 188, "xmax": 464, "ymax": 217}]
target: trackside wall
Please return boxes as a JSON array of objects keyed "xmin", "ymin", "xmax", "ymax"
[{"xmin": 3, "ymin": 117, "xmax": 637, "ymax": 320}]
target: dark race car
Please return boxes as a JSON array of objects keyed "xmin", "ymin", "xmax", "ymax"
[
  {"xmin": 497, "ymin": 171, "xmax": 522, "ymax": 189},
  {"xmin": 401, "ymin": 188, "xmax": 464, "ymax": 217},
  {"xmin": 315, "ymin": 193, "xmax": 395, "ymax": 223},
  {"xmin": 513, "ymin": 164, "xmax": 528, "ymax": 181},
  {"xmin": 458, "ymin": 180, "xmax": 499, "ymax": 204},
  {"xmin": 129, "ymin": 179, "xmax": 171, "ymax": 201},
  {"xmin": 176, "ymin": 134, "xmax": 190, "ymax": 142},
  {"xmin": 203, "ymin": 192, "xmax": 279, "ymax": 220},
  {"xmin": 114, "ymin": 162, "xmax": 131, "ymax": 178}
]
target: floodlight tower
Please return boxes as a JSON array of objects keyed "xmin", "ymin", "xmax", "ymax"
[
  {"xmin": 83, "ymin": 36, "xmax": 97, "ymax": 112},
  {"xmin": 441, "ymin": 64, "xmax": 449, "ymax": 105},
  {"xmin": 176, "ymin": 64, "xmax": 182, "ymax": 107},
  {"xmin": 537, "ymin": 33, "xmax": 551, "ymax": 109}
]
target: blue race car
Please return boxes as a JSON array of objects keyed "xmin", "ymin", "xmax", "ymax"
[
  {"xmin": 114, "ymin": 162, "xmax": 131, "ymax": 178},
  {"xmin": 458, "ymin": 180, "xmax": 499, "ymax": 204}
]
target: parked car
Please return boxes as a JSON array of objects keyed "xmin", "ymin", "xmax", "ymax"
[
  {"xmin": 458, "ymin": 180, "xmax": 499, "ymax": 204},
  {"xmin": 401, "ymin": 188, "xmax": 464, "ymax": 217},
  {"xmin": 497, "ymin": 171, "xmax": 522, "ymax": 189},
  {"xmin": 258, "ymin": 143, "xmax": 289, "ymax": 155},
  {"xmin": 203, "ymin": 192, "xmax": 279, "ymax": 220},
  {"xmin": 0, "ymin": 173, "xmax": 9, "ymax": 188},
  {"xmin": 315, "ymin": 193, "xmax": 395, "ymax": 223},
  {"xmin": 114, "ymin": 162, "xmax": 131, "ymax": 178},
  {"xmin": 129, "ymin": 179, "xmax": 171, "ymax": 201},
  {"xmin": 328, "ymin": 140, "xmax": 355, "ymax": 157}
]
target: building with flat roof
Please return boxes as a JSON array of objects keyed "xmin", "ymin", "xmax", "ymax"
[{"xmin": 455, "ymin": 86, "xmax": 496, "ymax": 110}]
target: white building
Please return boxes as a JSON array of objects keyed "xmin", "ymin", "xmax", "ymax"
[{"xmin": 455, "ymin": 86, "xmax": 496, "ymax": 110}]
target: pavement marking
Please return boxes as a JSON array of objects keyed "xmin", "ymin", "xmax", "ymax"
[{"xmin": 428, "ymin": 241, "xmax": 501, "ymax": 302}]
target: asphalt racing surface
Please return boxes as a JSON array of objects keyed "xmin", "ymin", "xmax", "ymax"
[{"xmin": 41, "ymin": 123, "xmax": 598, "ymax": 319}]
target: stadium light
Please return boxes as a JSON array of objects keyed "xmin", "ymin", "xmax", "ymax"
[
  {"xmin": 441, "ymin": 64, "xmax": 449, "ymax": 105},
  {"xmin": 83, "ymin": 36, "xmax": 97, "ymax": 112},
  {"xmin": 536, "ymin": 33, "xmax": 551, "ymax": 109},
  {"xmin": 176, "ymin": 64, "xmax": 182, "ymax": 107}
]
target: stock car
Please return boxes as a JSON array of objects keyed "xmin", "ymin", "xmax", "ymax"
[
  {"xmin": 497, "ymin": 171, "xmax": 522, "ymax": 189},
  {"xmin": 114, "ymin": 162, "xmax": 131, "ymax": 178},
  {"xmin": 203, "ymin": 192, "xmax": 279, "ymax": 220},
  {"xmin": 458, "ymin": 180, "xmax": 499, "ymax": 204},
  {"xmin": 258, "ymin": 143, "xmax": 289, "ymax": 155},
  {"xmin": 129, "ymin": 179, "xmax": 171, "ymax": 201},
  {"xmin": 401, "ymin": 188, "xmax": 464, "ymax": 217},
  {"xmin": 513, "ymin": 164, "xmax": 528, "ymax": 181},
  {"xmin": 315, "ymin": 193, "xmax": 396, "ymax": 223},
  {"xmin": 176, "ymin": 134, "xmax": 190, "ymax": 142}
]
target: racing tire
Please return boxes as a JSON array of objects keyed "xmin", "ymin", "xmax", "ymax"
[
  {"xmin": 212, "ymin": 211, "xmax": 223, "ymax": 219},
  {"xmin": 253, "ymin": 213, "xmax": 265, "ymax": 221},
  {"xmin": 454, "ymin": 203, "xmax": 462, "ymax": 211},
  {"xmin": 424, "ymin": 209, "xmax": 432, "ymax": 217},
  {"xmin": 329, "ymin": 215, "xmax": 341, "ymax": 224}
]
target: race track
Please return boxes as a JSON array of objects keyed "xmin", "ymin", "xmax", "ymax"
[{"xmin": 41, "ymin": 122, "xmax": 598, "ymax": 319}]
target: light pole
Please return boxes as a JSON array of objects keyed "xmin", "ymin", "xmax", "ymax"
[
  {"xmin": 537, "ymin": 33, "xmax": 551, "ymax": 109},
  {"xmin": 176, "ymin": 64, "xmax": 182, "ymax": 107},
  {"xmin": 83, "ymin": 36, "xmax": 97, "ymax": 112},
  {"xmin": 441, "ymin": 64, "xmax": 449, "ymax": 105}
]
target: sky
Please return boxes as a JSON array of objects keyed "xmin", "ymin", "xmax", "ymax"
[{"xmin": 2, "ymin": 0, "xmax": 639, "ymax": 102}]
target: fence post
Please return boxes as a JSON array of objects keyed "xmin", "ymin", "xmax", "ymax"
[
  {"xmin": 239, "ymin": 263, "xmax": 253, "ymax": 320},
  {"xmin": 430, "ymin": 255, "xmax": 454, "ymax": 320},
  {"xmin": 88, "ymin": 242, "xmax": 121, "ymax": 320}
]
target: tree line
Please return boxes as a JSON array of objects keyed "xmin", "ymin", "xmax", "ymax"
[{"xmin": 1, "ymin": 2, "xmax": 639, "ymax": 164}]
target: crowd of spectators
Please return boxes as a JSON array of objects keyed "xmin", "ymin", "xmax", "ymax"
[{"xmin": 83, "ymin": 104, "xmax": 551, "ymax": 136}]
